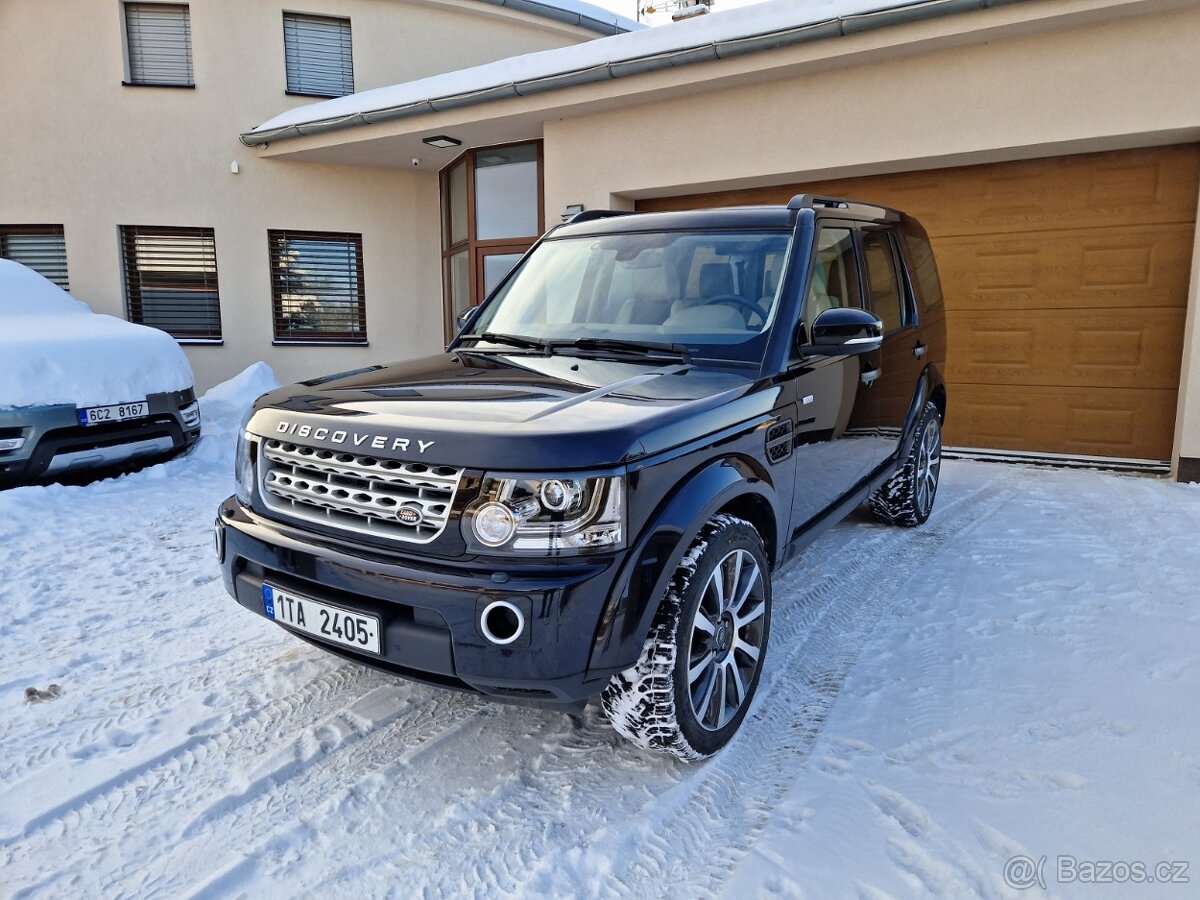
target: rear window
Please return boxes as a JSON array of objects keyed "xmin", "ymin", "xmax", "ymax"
[{"xmin": 900, "ymin": 221, "xmax": 943, "ymax": 310}]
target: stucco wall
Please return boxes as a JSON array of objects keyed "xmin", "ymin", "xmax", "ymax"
[{"xmin": 0, "ymin": 0, "xmax": 590, "ymax": 390}]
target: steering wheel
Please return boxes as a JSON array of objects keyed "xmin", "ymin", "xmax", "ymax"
[{"xmin": 702, "ymin": 293, "xmax": 765, "ymax": 325}]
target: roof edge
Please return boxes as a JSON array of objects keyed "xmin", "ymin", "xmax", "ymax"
[
  {"xmin": 477, "ymin": 0, "xmax": 640, "ymax": 35},
  {"xmin": 241, "ymin": 0, "xmax": 1029, "ymax": 148}
]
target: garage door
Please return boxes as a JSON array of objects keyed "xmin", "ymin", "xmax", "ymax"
[{"xmin": 637, "ymin": 146, "xmax": 1199, "ymax": 461}]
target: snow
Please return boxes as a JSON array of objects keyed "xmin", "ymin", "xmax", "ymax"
[
  {"xmin": 0, "ymin": 259, "xmax": 195, "ymax": 410},
  {"xmin": 516, "ymin": 0, "xmax": 644, "ymax": 31},
  {"xmin": 248, "ymin": 0, "xmax": 922, "ymax": 138},
  {"xmin": 3, "ymin": 370, "xmax": 1200, "ymax": 896}
]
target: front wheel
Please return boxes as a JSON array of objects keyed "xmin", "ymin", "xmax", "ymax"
[
  {"xmin": 869, "ymin": 401, "xmax": 942, "ymax": 527},
  {"xmin": 601, "ymin": 515, "xmax": 771, "ymax": 760}
]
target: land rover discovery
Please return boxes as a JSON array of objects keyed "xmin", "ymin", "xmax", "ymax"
[{"xmin": 214, "ymin": 195, "xmax": 947, "ymax": 759}]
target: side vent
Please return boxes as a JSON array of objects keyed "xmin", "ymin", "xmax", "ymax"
[{"xmin": 765, "ymin": 418, "xmax": 794, "ymax": 465}]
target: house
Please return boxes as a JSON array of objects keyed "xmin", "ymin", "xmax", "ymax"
[
  {"xmin": 6, "ymin": 0, "xmax": 1200, "ymax": 481},
  {"xmin": 0, "ymin": 0, "xmax": 637, "ymax": 389}
]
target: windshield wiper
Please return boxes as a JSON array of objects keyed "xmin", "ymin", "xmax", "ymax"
[
  {"xmin": 554, "ymin": 337, "xmax": 691, "ymax": 364},
  {"xmin": 459, "ymin": 331, "xmax": 553, "ymax": 354}
]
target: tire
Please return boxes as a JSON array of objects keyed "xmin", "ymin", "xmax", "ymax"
[
  {"xmin": 869, "ymin": 401, "xmax": 942, "ymax": 527},
  {"xmin": 601, "ymin": 515, "xmax": 771, "ymax": 760}
]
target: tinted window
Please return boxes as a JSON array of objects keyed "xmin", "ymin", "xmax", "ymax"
[
  {"xmin": 862, "ymin": 230, "xmax": 905, "ymax": 334},
  {"xmin": 900, "ymin": 221, "xmax": 943, "ymax": 310}
]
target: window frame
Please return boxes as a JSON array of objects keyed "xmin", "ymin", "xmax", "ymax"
[
  {"xmin": 0, "ymin": 225, "xmax": 69, "ymax": 289},
  {"xmin": 121, "ymin": 2, "xmax": 195, "ymax": 89},
  {"xmin": 268, "ymin": 229, "xmax": 368, "ymax": 345},
  {"xmin": 120, "ymin": 224, "xmax": 222, "ymax": 342},
  {"xmin": 281, "ymin": 11, "xmax": 354, "ymax": 99},
  {"xmin": 439, "ymin": 140, "xmax": 544, "ymax": 341}
]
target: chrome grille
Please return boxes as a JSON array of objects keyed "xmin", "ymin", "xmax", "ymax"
[{"xmin": 259, "ymin": 438, "xmax": 462, "ymax": 543}]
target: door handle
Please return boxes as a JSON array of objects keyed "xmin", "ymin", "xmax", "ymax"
[
  {"xmin": 912, "ymin": 341, "xmax": 927, "ymax": 359},
  {"xmin": 860, "ymin": 368, "xmax": 881, "ymax": 386}
]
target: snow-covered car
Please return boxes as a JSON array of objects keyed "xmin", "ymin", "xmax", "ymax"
[{"xmin": 0, "ymin": 259, "xmax": 201, "ymax": 487}]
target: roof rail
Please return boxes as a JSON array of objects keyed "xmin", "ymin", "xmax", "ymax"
[
  {"xmin": 786, "ymin": 194, "xmax": 850, "ymax": 210},
  {"xmin": 565, "ymin": 209, "xmax": 638, "ymax": 224},
  {"xmin": 786, "ymin": 193, "xmax": 899, "ymax": 221}
]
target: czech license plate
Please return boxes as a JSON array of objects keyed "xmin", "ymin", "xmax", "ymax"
[
  {"xmin": 262, "ymin": 584, "xmax": 381, "ymax": 655},
  {"xmin": 77, "ymin": 401, "xmax": 149, "ymax": 426}
]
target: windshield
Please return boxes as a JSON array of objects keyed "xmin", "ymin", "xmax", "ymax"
[{"xmin": 466, "ymin": 230, "xmax": 792, "ymax": 364}]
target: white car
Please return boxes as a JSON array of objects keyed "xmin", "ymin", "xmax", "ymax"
[{"xmin": 0, "ymin": 259, "xmax": 200, "ymax": 486}]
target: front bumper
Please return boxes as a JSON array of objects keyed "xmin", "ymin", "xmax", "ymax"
[
  {"xmin": 216, "ymin": 497, "xmax": 630, "ymax": 705},
  {"xmin": 0, "ymin": 388, "xmax": 201, "ymax": 487}
]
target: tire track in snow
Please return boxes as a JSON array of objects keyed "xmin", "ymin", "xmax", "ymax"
[
  {"xmin": 527, "ymin": 476, "xmax": 1012, "ymax": 899},
  {"xmin": 2, "ymin": 660, "xmax": 375, "ymax": 881}
]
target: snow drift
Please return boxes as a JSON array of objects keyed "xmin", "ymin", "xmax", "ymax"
[{"xmin": 0, "ymin": 259, "xmax": 194, "ymax": 410}]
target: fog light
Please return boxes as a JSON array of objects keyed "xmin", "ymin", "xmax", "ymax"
[
  {"xmin": 473, "ymin": 501, "xmax": 517, "ymax": 547},
  {"xmin": 0, "ymin": 437, "xmax": 26, "ymax": 452},
  {"xmin": 180, "ymin": 401, "xmax": 201, "ymax": 429}
]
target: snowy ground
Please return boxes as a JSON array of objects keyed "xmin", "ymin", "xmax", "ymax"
[{"xmin": 2, "ymin": 381, "xmax": 1199, "ymax": 898}]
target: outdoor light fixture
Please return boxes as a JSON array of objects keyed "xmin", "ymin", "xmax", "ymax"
[
  {"xmin": 562, "ymin": 203, "xmax": 585, "ymax": 222},
  {"xmin": 422, "ymin": 135, "xmax": 462, "ymax": 149}
]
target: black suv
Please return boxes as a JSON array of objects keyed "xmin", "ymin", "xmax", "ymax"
[{"xmin": 215, "ymin": 195, "xmax": 947, "ymax": 760}]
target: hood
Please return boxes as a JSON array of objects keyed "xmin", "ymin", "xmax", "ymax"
[
  {"xmin": 0, "ymin": 260, "xmax": 194, "ymax": 409},
  {"xmin": 249, "ymin": 352, "xmax": 780, "ymax": 469}
]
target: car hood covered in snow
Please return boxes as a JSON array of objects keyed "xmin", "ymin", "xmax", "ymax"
[{"xmin": 0, "ymin": 259, "xmax": 194, "ymax": 410}]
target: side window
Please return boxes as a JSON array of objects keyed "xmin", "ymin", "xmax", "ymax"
[
  {"xmin": 805, "ymin": 227, "xmax": 861, "ymax": 324},
  {"xmin": 862, "ymin": 230, "xmax": 906, "ymax": 334},
  {"xmin": 900, "ymin": 224, "xmax": 943, "ymax": 310}
]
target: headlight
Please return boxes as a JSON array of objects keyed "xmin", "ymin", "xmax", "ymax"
[
  {"xmin": 234, "ymin": 407, "xmax": 257, "ymax": 506},
  {"xmin": 465, "ymin": 474, "xmax": 624, "ymax": 554}
]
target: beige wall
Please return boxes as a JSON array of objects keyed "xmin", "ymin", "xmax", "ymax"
[{"xmin": 0, "ymin": 0, "xmax": 593, "ymax": 390}]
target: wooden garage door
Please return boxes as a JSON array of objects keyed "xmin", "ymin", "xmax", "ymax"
[{"xmin": 638, "ymin": 146, "xmax": 1199, "ymax": 460}]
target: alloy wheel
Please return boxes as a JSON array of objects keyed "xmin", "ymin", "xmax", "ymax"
[{"xmin": 686, "ymin": 548, "xmax": 767, "ymax": 731}]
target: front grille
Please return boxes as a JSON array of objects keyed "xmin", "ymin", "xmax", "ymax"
[{"xmin": 259, "ymin": 438, "xmax": 463, "ymax": 543}]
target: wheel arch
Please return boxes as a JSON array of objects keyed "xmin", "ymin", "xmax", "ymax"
[{"xmin": 587, "ymin": 455, "xmax": 781, "ymax": 678}]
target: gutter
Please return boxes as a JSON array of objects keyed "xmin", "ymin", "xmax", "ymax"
[{"xmin": 241, "ymin": 0, "xmax": 1028, "ymax": 147}]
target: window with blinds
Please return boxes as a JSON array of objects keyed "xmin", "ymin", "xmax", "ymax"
[
  {"xmin": 269, "ymin": 231, "xmax": 367, "ymax": 343},
  {"xmin": 124, "ymin": 3, "xmax": 194, "ymax": 87},
  {"xmin": 121, "ymin": 226, "xmax": 222, "ymax": 340},
  {"xmin": 283, "ymin": 13, "xmax": 354, "ymax": 97},
  {"xmin": 0, "ymin": 226, "xmax": 69, "ymax": 289}
]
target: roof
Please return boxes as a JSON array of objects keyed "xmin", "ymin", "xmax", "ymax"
[
  {"xmin": 243, "ymin": 0, "xmax": 1026, "ymax": 146},
  {"xmin": 475, "ymin": 0, "xmax": 642, "ymax": 36}
]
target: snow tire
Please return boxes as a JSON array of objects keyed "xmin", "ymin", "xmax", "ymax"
[
  {"xmin": 601, "ymin": 515, "xmax": 771, "ymax": 761},
  {"xmin": 869, "ymin": 401, "xmax": 942, "ymax": 528}
]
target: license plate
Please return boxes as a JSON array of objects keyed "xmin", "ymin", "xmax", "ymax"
[
  {"xmin": 262, "ymin": 584, "xmax": 381, "ymax": 655},
  {"xmin": 77, "ymin": 401, "xmax": 149, "ymax": 427}
]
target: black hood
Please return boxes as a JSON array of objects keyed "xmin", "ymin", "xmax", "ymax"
[{"xmin": 248, "ymin": 352, "xmax": 777, "ymax": 470}]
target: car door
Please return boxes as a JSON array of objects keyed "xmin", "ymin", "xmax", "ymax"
[
  {"xmin": 860, "ymin": 227, "xmax": 926, "ymax": 464},
  {"xmin": 785, "ymin": 224, "xmax": 884, "ymax": 533}
]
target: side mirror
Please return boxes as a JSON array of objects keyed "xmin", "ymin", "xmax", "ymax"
[
  {"xmin": 456, "ymin": 305, "xmax": 481, "ymax": 334},
  {"xmin": 800, "ymin": 307, "xmax": 883, "ymax": 356}
]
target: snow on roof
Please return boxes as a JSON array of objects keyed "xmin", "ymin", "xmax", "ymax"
[
  {"xmin": 245, "ymin": 0, "xmax": 956, "ymax": 144},
  {"xmin": 489, "ymin": 0, "xmax": 643, "ymax": 34},
  {"xmin": 0, "ymin": 259, "xmax": 194, "ymax": 409}
]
